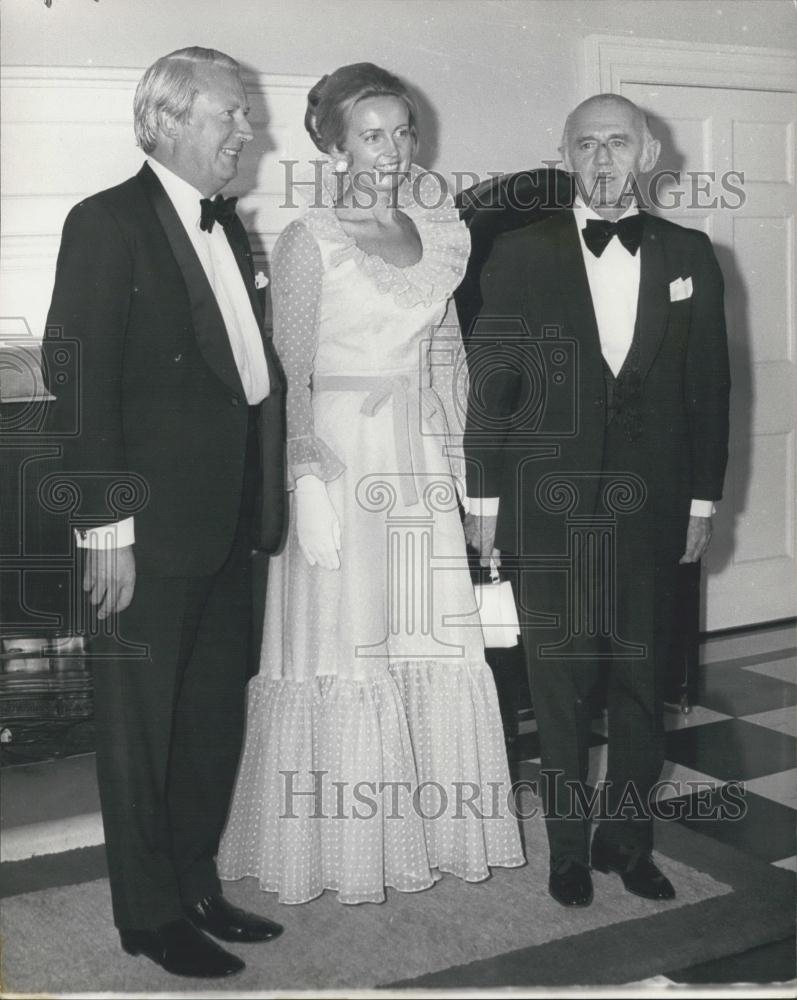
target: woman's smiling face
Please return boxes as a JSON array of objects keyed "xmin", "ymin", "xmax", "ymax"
[{"xmin": 336, "ymin": 95, "xmax": 415, "ymax": 193}]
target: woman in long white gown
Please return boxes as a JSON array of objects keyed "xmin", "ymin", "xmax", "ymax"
[{"xmin": 218, "ymin": 63, "xmax": 524, "ymax": 905}]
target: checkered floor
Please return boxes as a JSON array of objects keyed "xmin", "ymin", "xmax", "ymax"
[{"xmin": 504, "ymin": 623, "xmax": 797, "ymax": 875}]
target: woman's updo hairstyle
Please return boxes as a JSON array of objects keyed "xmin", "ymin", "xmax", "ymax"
[{"xmin": 304, "ymin": 62, "xmax": 418, "ymax": 156}]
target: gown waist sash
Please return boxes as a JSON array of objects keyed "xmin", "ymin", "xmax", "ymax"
[{"xmin": 312, "ymin": 371, "xmax": 437, "ymax": 507}]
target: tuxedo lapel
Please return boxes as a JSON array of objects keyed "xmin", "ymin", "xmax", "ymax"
[
  {"xmin": 137, "ymin": 163, "xmax": 245, "ymax": 397},
  {"xmin": 556, "ymin": 213, "xmax": 603, "ymax": 366},
  {"xmin": 635, "ymin": 213, "xmax": 670, "ymax": 381}
]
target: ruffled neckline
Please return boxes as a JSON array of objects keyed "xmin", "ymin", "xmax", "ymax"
[{"xmin": 300, "ymin": 164, "xmax": 470, "ymax": 309}]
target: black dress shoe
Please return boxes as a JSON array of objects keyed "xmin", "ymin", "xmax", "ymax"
[
  {"xmin": 548, "ymin": 859, "xmax": 594, "ymax": 907},
  {"xmin": 591, "ymin": 837, "xmax": 676, "ymax": 900},
  {"xmin": 185, "ymin": 894, "xmax": 284, "ymax": 943},
  {"xmin": 120, "ymin": 918, "xmax": 244, "ymax": 978}
]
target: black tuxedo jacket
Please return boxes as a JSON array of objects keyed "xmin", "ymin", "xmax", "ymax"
[
  {"xmin": 44, "ymin": 163, "xmax": 286, "ymax": 577},
  {"xmin": 455, "ymin": 168, "xmax": 576, "ymax": 340},
  {"xmin": 464, "ymin": 209, "xmax": 731, "ymax": 556}
]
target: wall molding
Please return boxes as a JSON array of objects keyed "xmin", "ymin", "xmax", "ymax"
[
  {"xmin": 583, "ymin": 35, "xmax": 797, "ymax": 97},
  {"xmin": 1, "ymin": 65, "xmax": 319, "ymax": 338},
  {"xmin": 0, "ymin": 64, "xmax": 317, "ymax": 92}
]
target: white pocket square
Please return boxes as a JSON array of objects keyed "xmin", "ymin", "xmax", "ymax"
[
  {"xmin": 669, "ymin": 276, "xmax": 693, "ymax": 302},
  {"xmin": 254, "ymin": 271, "xmax": 269, "ymax": 290}
]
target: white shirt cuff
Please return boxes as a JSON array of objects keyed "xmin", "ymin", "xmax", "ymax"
[
  {"xmin": 75, "ymin": 517, "xmax": 135, "ymax": 549},
  {"xmin": 467, "ymin": 498, "xmax": 713, "ymax": 519},
  {"xmin": 467, "ymin": 497, "xmax": 500, "ymax": 517},
  {"xmin": 690, "ymin": 499, "xmax": 716, "ymax": 518}
]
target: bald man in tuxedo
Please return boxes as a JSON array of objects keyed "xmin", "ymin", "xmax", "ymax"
[{"xmin": 464, "ymin": 94, "xmax": 730, "ymax": 907}]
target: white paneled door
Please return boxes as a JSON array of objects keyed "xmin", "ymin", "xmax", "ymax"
[{"xmin": 620, "ymin": 81, "xmax": 796, "ymax": 630}]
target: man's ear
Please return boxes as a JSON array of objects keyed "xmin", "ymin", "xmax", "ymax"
[
  {"xmin": 641, "ymin": 138, "xmax": 661, "ymax": 173},
  {"xmin": 559, "ymin": 144, "xmax": 573, "ymax": 173},
  {"xmin": 158, "ymin": 110, "xmax": 180, "ymax": 142}
]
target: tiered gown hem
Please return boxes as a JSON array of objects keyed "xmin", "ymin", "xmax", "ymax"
[{"xmin": 218, "ymin": 659, "xmax": 525, "ymax": 905}]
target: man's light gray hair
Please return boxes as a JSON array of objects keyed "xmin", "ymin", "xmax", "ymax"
[
  {"xmin": 133, "ymin": 46, "xmax": 241, "ymax": 154},
  {"xmin": 559, "ymin": 93, "xmax": 655, "ymax": 153}
]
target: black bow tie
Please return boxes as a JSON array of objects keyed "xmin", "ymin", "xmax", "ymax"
[
  {"xmin": 582, "ymin": 214, "xmax": 644, "ymax": 258},
  {"xmin": 199, "ymin": 194, "xmax": 238, "ymax": 233}
]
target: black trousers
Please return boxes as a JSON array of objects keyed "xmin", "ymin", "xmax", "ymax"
[
  {"xmin": 520, "ymin": 428, "xmax": 685, "ymax": 866},
  {"xmin": 90, "ymin": 414, "xmax": 260, "ymax": 930}
]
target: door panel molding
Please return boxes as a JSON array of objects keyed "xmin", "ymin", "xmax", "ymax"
[{"xmin": 584, "ymin": 34, "xmax": 797, "ymax": 96}]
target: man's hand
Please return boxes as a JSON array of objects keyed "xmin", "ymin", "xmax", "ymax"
[
  {"xmin": 83, "ymin": 544, "xmax": 136, "ymax": 620},
  {"xmin": 463, "ymin": 513, "xmax": 501, "ymax": 568},
  {"xmin": 680, "ymin": 515, "xmax": 713, "ymax": 564}
]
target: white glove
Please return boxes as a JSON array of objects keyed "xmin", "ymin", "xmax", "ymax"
[{"xmin": 295, "ymin": 475, "xmax": 341, "ymax": 569}]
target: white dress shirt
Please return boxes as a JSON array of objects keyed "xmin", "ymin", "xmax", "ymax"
[
  {"xmin": 572, "ymin": 197, "xmax": 640, "ymax": 377},
  {"xmin": 147, "ymin": 157, "xmax": 269, "ymax": 405},
  {"xmin": 469, "ymin": 199, "xmax": 714, "ymax": 520},
  {"xmin": 77, "ymin": 158, "xmax": 269, "ymax": 549}
]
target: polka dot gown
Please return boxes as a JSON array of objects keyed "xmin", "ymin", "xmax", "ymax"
[{"xmin": 218, "ymin": 168, "xmax": 525, "ymax": 904}]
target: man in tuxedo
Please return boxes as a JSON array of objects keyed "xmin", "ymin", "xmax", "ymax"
[
  {"xmin": 464, "ymin": 94, "xmax": 730, "ymax": 907},
  {"xmin": 43, "ymin": 47, "xmax": 285, "ymax": 977}
]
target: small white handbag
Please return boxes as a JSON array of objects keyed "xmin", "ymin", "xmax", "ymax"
[{"xmin": 474, "ymin": 560, "xmax": 521, "ymax": 648}]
